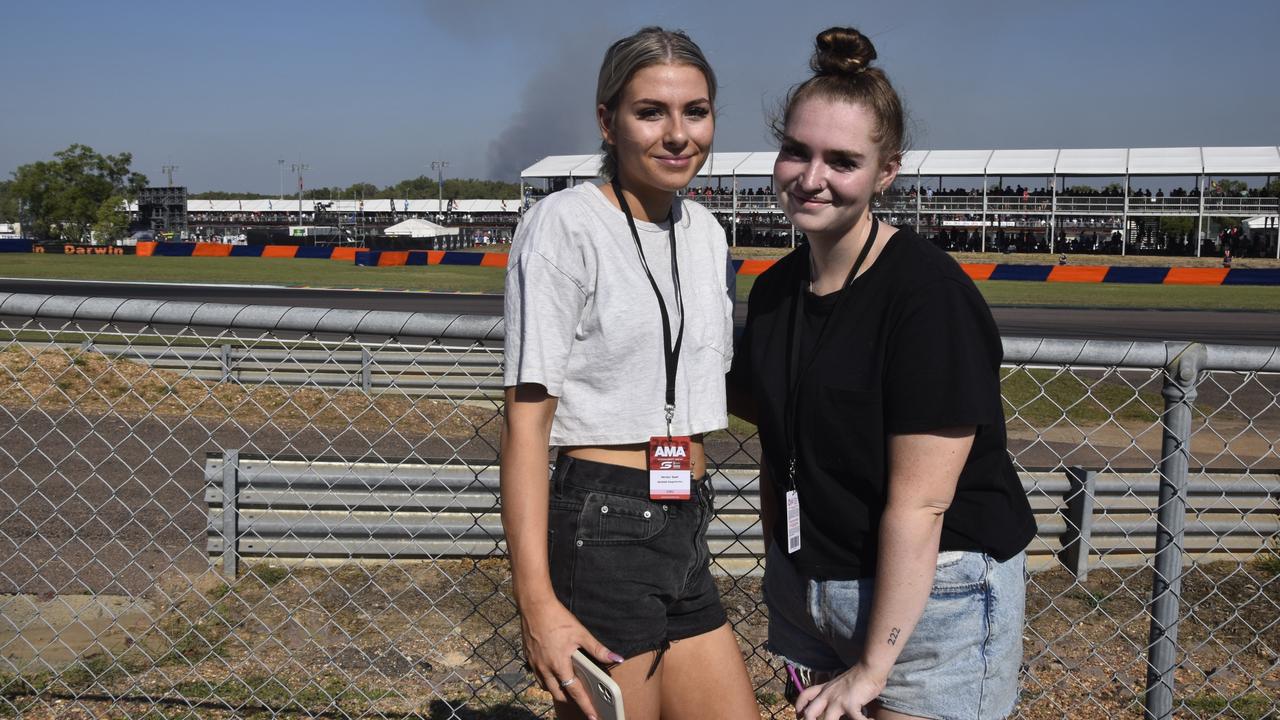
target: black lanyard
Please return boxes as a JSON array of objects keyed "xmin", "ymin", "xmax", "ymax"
[
  {"xmin": 611, "ymin": 178, "xmax": 685, "ymax": 437},
  {"xmin": 784, "ymin": 216, "xmax": 880, "ymax": 489}
]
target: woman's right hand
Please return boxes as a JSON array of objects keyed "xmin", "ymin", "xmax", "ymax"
[{"xmin": 520, "ymin": 595, "xmax": 624, "ymax": 720}]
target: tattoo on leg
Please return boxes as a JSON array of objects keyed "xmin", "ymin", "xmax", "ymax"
[{"xmin": 887, "ymin": 627, "xmax": 900, "ymax": 646}]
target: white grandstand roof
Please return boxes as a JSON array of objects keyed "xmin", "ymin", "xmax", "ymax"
[
  {"xmin": 1055, "ymin": 148, "xmax": 1129, "ymax": 176},
  {"xmin": 917, "ymin": 150, "xmax": 993, "ymax": 176},
  {"xmin": 730, "ymin": 152, "xmax": 779, "ymax": 177},
  {"xmin": 1201, "ymin": 146, "xmax": 1280, "ymax": 174},
  {"xmin": 898, "ymin": 150, "xmax": 928, "ymax": 175},
  {"xmin": 1128, "ymin": 147, "xmax": 1203, "ymax": 175},
  {"xmin": 520, "ymin": 154, "xmax": 599, "ymax": 178},
  {"xmin": 985, "ymin": 149, "xmax": 1060, "ymax": 176},
  {"xmin": 698, "ymin": 152, "xmax": 754, "ymax": 177},
  {"xmin": 524, "ymin": 146, "xmax": 1280, "ymax": 179}
]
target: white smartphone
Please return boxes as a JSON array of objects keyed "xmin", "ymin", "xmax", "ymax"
[{"xmin": 571, "ymin": 649, "xmax": 625, "ymax": 720}]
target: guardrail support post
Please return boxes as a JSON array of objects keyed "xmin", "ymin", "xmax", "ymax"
[
  {"xmin": 361, "ymin": 347, "xmax": 372, "ymax": 393},
  {"xmin": 1144, "ymin": 343, "xmax": 1204, "ymax": 720},
  {"xmin": 1060, "ymin": 466, "xmax": 1096, "ymax": 580},
  {"xmin": 221, "ymin": 449, "xmax": 239, "ymax": 580}
]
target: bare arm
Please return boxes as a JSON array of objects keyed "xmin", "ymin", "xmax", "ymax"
[
  {"xmin": 500, "ymin": 384, "xmax": 558, "ymax": 605},
  {"xmin": 500, "ymin": 384, "xmax": 619, "ymax": 719},
  {"xmin": 797, "ymin": 427, "xmax": 974, "ymax": 720}
]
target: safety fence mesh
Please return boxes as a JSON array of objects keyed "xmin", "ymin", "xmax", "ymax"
[{"xmin": 0, "ymin": 295, "xmax": 1275, "ymax": 719}]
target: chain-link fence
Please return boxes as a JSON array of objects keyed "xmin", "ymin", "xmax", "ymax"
[{"xmin": 0, "ymin": 292, "xmax": 1275, "ymax": 720}]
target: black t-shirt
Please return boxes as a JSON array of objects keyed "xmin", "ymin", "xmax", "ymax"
[{"xmin": 729, "ymin": 227, "xmax": 1036, "ymax": 579}]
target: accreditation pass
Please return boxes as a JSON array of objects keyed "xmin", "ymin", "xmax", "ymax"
[
  {"xmin": 648, "ymin": 436, "xmax": 692, "ymax": 500},
  {"xmin": 786, "ymin": 490, "xmax": 801, "ymax": 553}
]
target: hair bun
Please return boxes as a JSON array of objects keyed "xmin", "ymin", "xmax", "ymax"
[{"xmin": 810, "ymin": 27, "xmax": 876, "ymax": 77}]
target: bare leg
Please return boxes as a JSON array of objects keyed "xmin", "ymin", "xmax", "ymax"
[
  {"xmin": 659, "ymin": 624, "xmax": 758, "ymax": 720},
  {"xmin": 554, "ymin": 649, "xmax": 664, "ymax": 720}
]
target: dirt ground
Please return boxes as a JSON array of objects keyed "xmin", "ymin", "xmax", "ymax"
[{"xmin": 1, "ymin": 556, "xmax": 1277, "ymax": 720}]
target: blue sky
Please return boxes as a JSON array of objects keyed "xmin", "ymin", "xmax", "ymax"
[{"xmin": 3, "ymin": 1, "xmax": 1277, "ymax": 193}]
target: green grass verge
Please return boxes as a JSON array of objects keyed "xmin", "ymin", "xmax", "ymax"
[
  {"xmin": 1002, "ymin": 368, "xmax": 1162, "ymax": 426},
  {"xmin": 2, "ymin": 255, "xmax": 503, "ymax": 293},
  {"xmin": 5, "ymin": 254, "xmax": 1280, "ymax": 310},
  {"xmin": 1183, "ymin": 692, "xmax": 1275, "ymax": 720}
]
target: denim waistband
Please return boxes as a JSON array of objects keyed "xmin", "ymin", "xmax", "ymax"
[{"xmin": 552, "ymin": 454, "xmax": 710, "ymax": 501}]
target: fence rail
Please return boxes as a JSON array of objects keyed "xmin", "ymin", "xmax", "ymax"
[{"xmin": 1, "ymin": 292, "xmax": 1277, "ymax": 720}]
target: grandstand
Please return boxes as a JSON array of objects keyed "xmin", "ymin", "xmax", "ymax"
[
  {"xmin": 521, "ymin": 146, "xmax": 1280, "ymax": 258},
  {"xmin": 127, "ymin": 198, "xmax": 522, "ymax": 247}
]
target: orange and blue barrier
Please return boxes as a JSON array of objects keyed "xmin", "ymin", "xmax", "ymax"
[
  {"xmin": 951, "ymin": 263, "xmax": 1280, "ymax": 286},
  {"xmin": 106, "ymin": 243, "xmax": 1280, "ymax": 286},
  {"xmin": 137, "ymin": 242, "xmax": 361, "ymax": 261},
  {"xmin": 354, "ymin": 250, "xmax": 507, "ymax": 268}
]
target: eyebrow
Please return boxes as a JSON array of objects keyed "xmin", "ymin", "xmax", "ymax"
[
  {"xmin": 781, "ymin": 135, "xmax": 865, "ymax": 161},
  {"xmin": 631, "ymin": 97, "xmax": 712, "ymax": 107}
]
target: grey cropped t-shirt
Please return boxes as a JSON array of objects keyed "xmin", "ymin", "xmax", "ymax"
[{"xmin": 503, "ymin": 182, "xmax": 735, "ymax": 446}]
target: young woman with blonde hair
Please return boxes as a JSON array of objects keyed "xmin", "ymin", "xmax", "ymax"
[{"xmin": 501, "ymin": 26, "xmax": 758, "ymax": 720}]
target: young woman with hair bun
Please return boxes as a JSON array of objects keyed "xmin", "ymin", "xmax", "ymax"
[
  {"xmin": 729, "ymin": 27, "xmax": 1036, "ymax": 720},
  {"xmin": 501, "ymin": 26, "xmax": 758, "ymax": 720}
]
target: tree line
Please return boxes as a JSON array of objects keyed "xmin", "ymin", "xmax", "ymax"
[
  {"xmin": 1, "ymin": 144, "xmax": 145, "ymax": 242},
  {"xmin": 0, "ymin": 144, "xmax": 523, "ymax": 242}
]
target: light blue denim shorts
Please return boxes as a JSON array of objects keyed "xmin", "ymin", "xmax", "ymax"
[{"xmin": 764, "ymin": 542, "xmax": 1026, "ymax": 720}]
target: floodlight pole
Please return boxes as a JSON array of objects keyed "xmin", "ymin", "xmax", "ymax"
[
  {"xmin": 431, "ymin": 160, "xmax": 450, "ymax": 215},
  {"xmin": 292, "ymin": 159, "xmax": 310, "ymax": 225},
  {"xmin": 161, "ymin": 165, "xmax": 179, "ymax": 187}
]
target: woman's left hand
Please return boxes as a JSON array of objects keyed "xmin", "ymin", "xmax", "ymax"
[{"xmin": 795, "ymin": 664, "xmax": 887, "ymax": 720}]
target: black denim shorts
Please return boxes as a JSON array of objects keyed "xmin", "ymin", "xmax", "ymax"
[{"xmin": 547, "ymin": 455, "xmax": 728, "ymax": 659}]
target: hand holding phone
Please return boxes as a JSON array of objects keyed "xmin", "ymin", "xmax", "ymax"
[{"xmin": 571, "ymin": 649, "xmax": 625, "ymax": 720}]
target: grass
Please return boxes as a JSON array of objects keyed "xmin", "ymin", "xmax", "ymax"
[
  {"xmin": 1183, "ymin": 692, "xmax": 1276, "ymax": 720},
  {"xmin": 248, "ymin": 564, "xmax": 289, "ymax": 588},
  {"xmin": 1001, "ymin": 368, "xmax": 1163, "ymax": 427},
  {"xmin": 5, "ymin": 253, "xmax": 1280, "ymax": 310},
  {"xmin": 2, "ymin": 255, "xmax": 505, "ymax": 293},
  {"xmin": 1253, "ymin": 548, "xmax": 1280, "ymax": 577}
]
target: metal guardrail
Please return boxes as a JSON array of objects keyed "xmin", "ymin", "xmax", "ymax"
[
  {"xmin": 77, "ymin": 341, "xmax": 505, "ymax": 399},
  {"xmin": 204, "ymin": 453, "xmax": 1279, "ymax": 579}
]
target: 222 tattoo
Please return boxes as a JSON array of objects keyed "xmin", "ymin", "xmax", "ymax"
[{"xmin": 887, "ymin": 627, "xmax": 901, "ymax": 646}]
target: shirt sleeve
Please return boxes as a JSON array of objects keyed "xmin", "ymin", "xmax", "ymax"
[
  {"xmin": 502, "ymin": 205, "xmax": 588, "ymax": 397},
  {"xmin": 723, "ymin": 252, "xmax": 738, "ymax": 373},
  {"xmin": 883, "ymin": 278, "xmax": 1004, "ymax": 434}
]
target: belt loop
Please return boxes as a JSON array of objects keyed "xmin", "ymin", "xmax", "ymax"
[{"xmin": 550, "ymin": 455, "xmax": 570, "ymax": 494}]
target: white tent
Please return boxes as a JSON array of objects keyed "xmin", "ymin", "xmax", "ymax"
[{"xmin": 383, "ymin": 218, "xmax": 458, "ymax": 238}]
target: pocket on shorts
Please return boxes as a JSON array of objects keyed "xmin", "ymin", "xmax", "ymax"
[
  {"xmin": 930, "ymin": 551, "xmax": 988, "ymax": 597},
  {"xmin": 577, "ymin": 491, "xmax": 668, "ymax": 545}
]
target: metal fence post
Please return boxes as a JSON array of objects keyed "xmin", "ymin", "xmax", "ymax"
[
  {"xmin": 221, "ymin": 449, "xmax": 239, "ymax": 580},
  {"xmin": 1144, "ymin": 343, "xmax": 1205, "ymax": 720},
  {"xmin": 1060, "ymin": 466, "xmax": 1096, "ymax": 580},
  {"xmin": 361, "ymin": 347, "xmax": 373, "ymax": 393}
]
